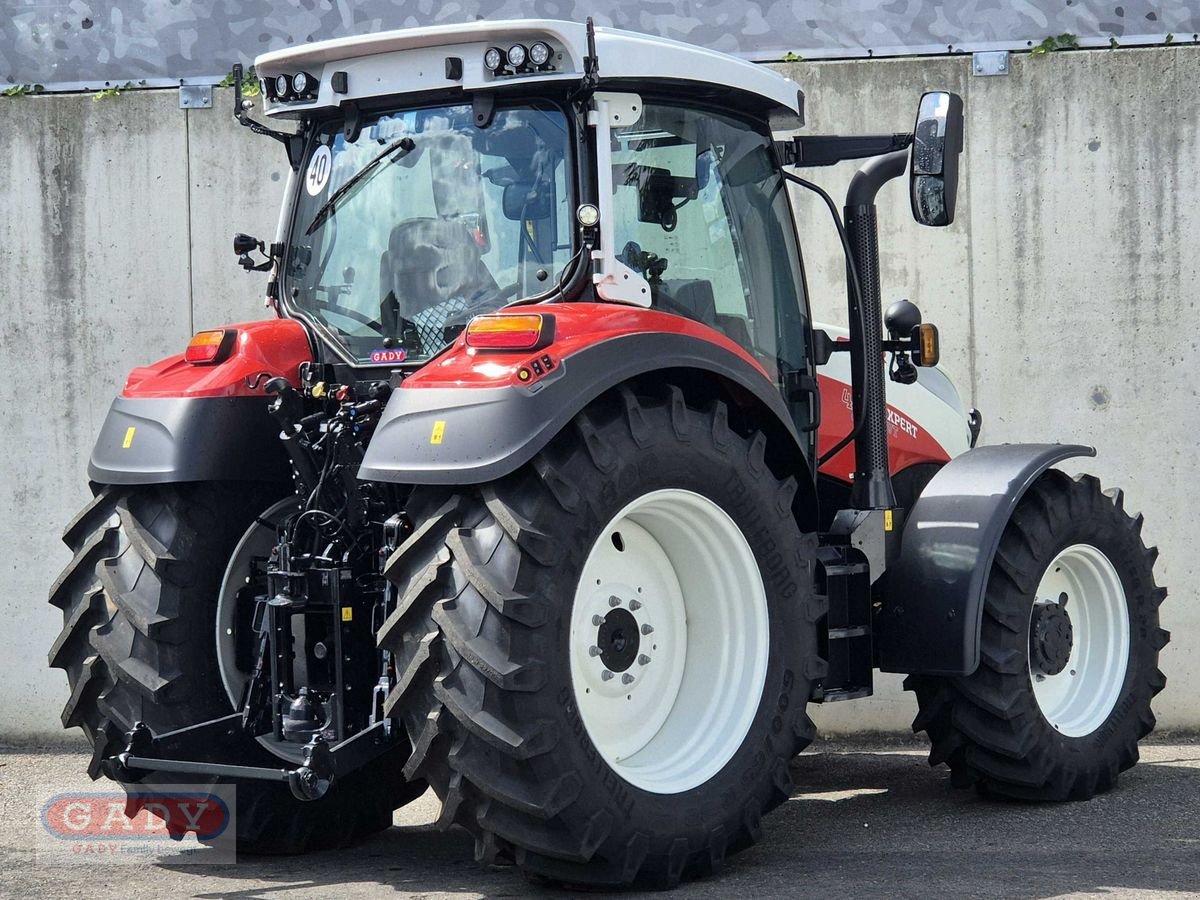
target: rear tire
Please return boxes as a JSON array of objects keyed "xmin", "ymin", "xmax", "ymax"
[
  {"xmin": 906, "ymin": 471, "xmax": 1168, "ymax": 800},
  {"xmin": 49, "ymin": 482, "xmax": 424, "ymax": 853},
  {"xmin": 378, "ymin": 387, "xmax": 823, "ymax": 887}
]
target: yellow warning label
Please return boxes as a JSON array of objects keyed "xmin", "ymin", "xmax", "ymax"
[
  {"xmin": 341, "ymin": 607, "xmax": 353, "ymax": 622},
  {"xmin": 884, "ymin": 509, "xmax": 894, "ymax": 532},
  {"xmin": 430, "ymin": 420, "xmax": 446, "ymax": 445},
  {"xmin": 122, "ymin": 426, "xmax": 136, "ymax": 449}
]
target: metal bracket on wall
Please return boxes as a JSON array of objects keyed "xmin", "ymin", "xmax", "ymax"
[
  {"xmin": 972, "ymin": 50, "xmax": 1010, "ymax": 76},
  {"xmin": 179, "ymin": 84, "xmax": 213, "ymax": 109}
]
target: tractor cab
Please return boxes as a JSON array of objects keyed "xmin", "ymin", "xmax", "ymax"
[{"xmin": 246, "ymin": 20, "xmax": 811, "ymax": 405}]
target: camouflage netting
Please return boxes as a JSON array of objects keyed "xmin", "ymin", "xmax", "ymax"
[{"xmin": 4, "ymin": 1, "xmax": 1199, "ymax": 91}]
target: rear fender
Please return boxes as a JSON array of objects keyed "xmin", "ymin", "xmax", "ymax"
[
  {"xmin": 89, "ymin": 319, "xmax": 312, "ymax": 485},
  {"xmin": 358, "ymin": 306, "xmax": 818, "ymax": 526},
  {"xmin": 877, "ymin": 443, "xmax": 1096, "ymax": 677}
]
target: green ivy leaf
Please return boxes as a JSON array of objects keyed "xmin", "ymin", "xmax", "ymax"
[
  {"xmin": 219, "ymin": 64, "xmax": 261, "ymax": 96},
  {"xmin": 1, "ymin": 83, "xmax": 40, "ymax": 97},
  {"xmin": 1031, "ymin": 34, "xmax": 1078, "ymax": 57}
]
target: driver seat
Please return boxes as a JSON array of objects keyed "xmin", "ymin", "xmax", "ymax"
[{"xmin": 379, "ymin": 217, "xmax": 498, "ymax": 351}]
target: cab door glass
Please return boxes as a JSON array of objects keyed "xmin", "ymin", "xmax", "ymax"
[{"xmin": 609, "ymin": 101, "xmax": 810, "ymax": 417}]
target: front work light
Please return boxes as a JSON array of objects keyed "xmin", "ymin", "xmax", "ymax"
[
  {"xmin": 576, "ymin": 203, "xmax": 600, "ymax": 227},
  {"xmin": 465, "ymin": 314, "xmax": 551, "ymax": 351},
  {"xmin": 292, "ymin": 71, "xmax": 311, "ymax": 94},
  {"xmin": 529, "ymin": 41, "xmax": 552, "ymax": 67},
  {"xmin": 185, "ymin": 329, "xmax": 238, "ymax": 365},
  {"xmin": 274, "ymin": 73, "xmax": 291, "ymax": 98},
  {"xmin": 506, "ymin": 43, "xmax": 528, "ymax": 69},
  {"xmin": 483, "ymin": 47, "xmax": 504, "ymax": 72}
]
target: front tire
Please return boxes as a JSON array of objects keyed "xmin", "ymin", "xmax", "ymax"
[
  {"xmin": 906, "ymin": 471, "xmax": 1168, "ymax": 800},
  {"xmin": 379, "ymin": 387, "xmax": 823, "ymax": 887},
  {"xmin": 49, "ymin": 482, "xmax": 424, "ymax": 853}
]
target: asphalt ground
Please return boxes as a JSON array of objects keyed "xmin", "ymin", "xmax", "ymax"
[{"xmin": 2, "ymin": 736, "xmax": 1198, "ymax": 899}]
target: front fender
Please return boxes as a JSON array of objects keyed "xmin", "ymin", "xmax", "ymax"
[{"xmin": 877, "ymin": 443, "xmax": 1096, "ymax": 677}]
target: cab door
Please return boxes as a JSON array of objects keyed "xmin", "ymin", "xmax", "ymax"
[{"xmin": 607, "ymin": 98, "xmax": 816, "ymax": 453}]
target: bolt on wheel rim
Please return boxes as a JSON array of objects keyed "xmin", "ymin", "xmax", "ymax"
[
  {"xmin": 1028, "ymin": 543, "xmax": 1130, "ymax": 737},
  {"xmin": 569, "ymin": 489, "xmax": 769, "ymax": 795}
]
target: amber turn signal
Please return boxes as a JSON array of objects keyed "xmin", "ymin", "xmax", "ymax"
[
  {"xmin": 184, "ymin": 329, "xmax": 237, "ymax": 365},
  {"xmin": 465, "ymin": 314, "xmax": 552, "ymax": 351},
  {"xmin": 913, "ymin": 323, "xmax": 940, "ymax": 367}
]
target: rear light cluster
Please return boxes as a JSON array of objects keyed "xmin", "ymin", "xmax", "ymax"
[
  {"xmin": 185, "ymin": 329, "xmax": 237, "ymax": 365},
  {"xmin": 464, "ymin": 314, "xmax": 553, "ymax": 351},
  {"xmin": 483, "ymin": 41, "xmax": 555, "ymax": 77}
]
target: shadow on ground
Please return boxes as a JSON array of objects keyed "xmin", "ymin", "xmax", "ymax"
[{"xmin": 5, "ymin": 745, "xmax": 1199, "ymax": 898}]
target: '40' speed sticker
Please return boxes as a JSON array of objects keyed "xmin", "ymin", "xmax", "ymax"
[{"xmin": 306, "ymin": 144, "xmax": 332, "ymax": 196}]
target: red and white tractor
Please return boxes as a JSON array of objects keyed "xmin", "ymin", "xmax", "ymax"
[{"xmin": 48, "ymin": 19, "xmax": 1166, "ymax": 888}]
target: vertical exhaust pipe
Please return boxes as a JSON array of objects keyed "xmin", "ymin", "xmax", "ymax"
[{"xmin": 844, "ymin": 149, "xmax": 908, "ymax": 510}]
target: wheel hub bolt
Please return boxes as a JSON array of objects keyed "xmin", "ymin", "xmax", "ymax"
[
  {"xmin": 609, "ymin": 595, "xmax": 622, "ymax": 607},
  {"xmin": 638, "ymin": 654, "xmax": 650, "ymax": 666},
  {"xmin": 592, "ymin": 615, "xmax": 604, "ymax": 626},
  {"xmin": 621, "ymin": 673, "xmax": 635, "ymax": 685},
  {"xmin": 629, "ymin": 598, "xmax": 642, "ymax": 611},
  {"xmin": 589, "ymin": 645, "xmax": 602, "ymax": 657},
  {"xmin": 640, "ymin": 623, "xmax": 654, "ymax": 635},
  {"xmin": 601, "ymin": 670, "xmax": 614, "ymax": 681}
]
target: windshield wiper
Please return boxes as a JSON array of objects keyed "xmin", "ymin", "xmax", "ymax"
[{"xmin": 304, "ymin": 136, "xmax": 416, "ymax": 236}]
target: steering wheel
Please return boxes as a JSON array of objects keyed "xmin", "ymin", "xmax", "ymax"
[{"xmin": 314, "ymin": 298, "xmax": 383, "ymax": 332}]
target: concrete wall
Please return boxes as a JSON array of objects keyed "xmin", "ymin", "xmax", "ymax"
[{"xmin": 2, "ymin": 45, "xmax": 1196, "ymax": 739}]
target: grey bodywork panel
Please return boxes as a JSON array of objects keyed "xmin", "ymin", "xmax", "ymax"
[
  {"xmin": 89, "ymin": 395, "xmax": 291, "ymax": 484},
  {"xmin": 358, "ymin": 331, "xmax": 809, "ymax": 485},
  {"xmin": 5, "ymin": 3, "xmax": 1197, "ymax": 90},
  {"xmin": 877, "ymin": 442, "xmax": 1095, "ymax": 677}
]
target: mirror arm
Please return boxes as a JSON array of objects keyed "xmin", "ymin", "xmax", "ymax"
[{"xmin": 778, "ymin": 133, "xmax": 912, "ymax": 168}]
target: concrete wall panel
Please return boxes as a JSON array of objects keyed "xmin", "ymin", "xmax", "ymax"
[
  {"xmin": 0, "ymin": 91, "xmax": 192, "ymax": 737},
  {"xmin": 187, "ymin": 92, "xmax": 293, "ymax": 332}
]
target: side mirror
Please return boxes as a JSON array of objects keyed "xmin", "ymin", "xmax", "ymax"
[
  {"xmin": 233, "ymin": 233, "xmax": 263, "ymax": 255},
  {"xmin": 909, "ymin": 91, "xmax": 964, "ymax": 227},
  {"xmin": 502, "ymin": 182, "xmax": 552, "ymax": 220}
]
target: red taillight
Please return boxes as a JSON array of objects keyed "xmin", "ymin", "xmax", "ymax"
[
  {"xmin": 464, "ymin": 314, "xmax": 552, "ymax": 351},
  {"xmin": 185, "ymin": 329, "xmax": 237, "ymax": 365}
]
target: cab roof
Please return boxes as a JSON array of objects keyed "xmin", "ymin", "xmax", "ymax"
[{"xmin": 255, "ymin": 19, "xmax": 803, "ymax": 125}]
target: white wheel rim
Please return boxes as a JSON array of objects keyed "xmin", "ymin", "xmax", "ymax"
[
  {"xmin": 1029, "ymin": 543, "xmax": 1130, "ymax": 737},
  {"xmin": 569, "ymin": 489, "xmax": 769, "ymax": 795}
]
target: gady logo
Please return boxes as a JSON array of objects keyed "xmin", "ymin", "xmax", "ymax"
[{"xmin": 42, "ymin": 792, "xmax": 232, "ymax": 842}]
